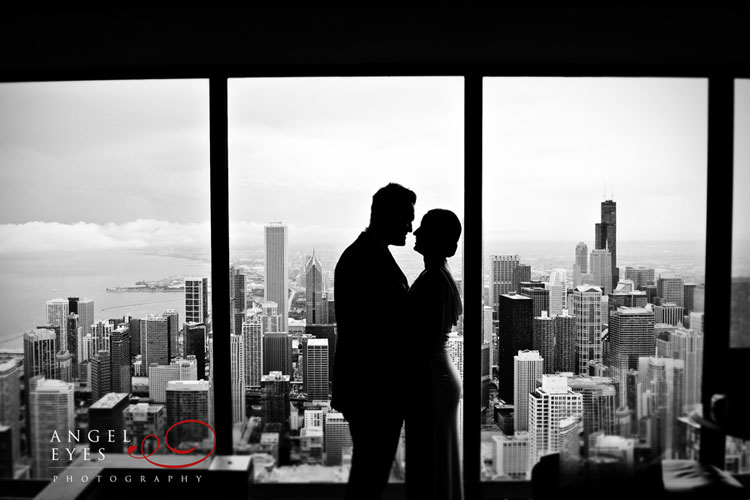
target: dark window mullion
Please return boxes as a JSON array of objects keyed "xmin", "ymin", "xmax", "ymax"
[
  {"xmin": 701, "ymin": 76, "xmax": 734, "ymax": 467},
  {"xmin": 209, "ymin": 76, "xmax": 233, "ymax": 456},
  {"xmin": 463, "ymin": 74, "xmax": 483, "ymax": 498}
]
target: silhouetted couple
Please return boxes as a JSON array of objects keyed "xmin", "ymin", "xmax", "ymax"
[{"xmin": 332, "ymin": 183, "xmax": 463, "ymax": 500}]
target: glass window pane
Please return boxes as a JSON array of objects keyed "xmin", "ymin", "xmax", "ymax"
[
  {"xmin": 228, "ymin": 77, "xmax": 463, "ymax": 483},
  {"xmin": 731, "ymin": 79, "xmax": 750, "ymax": 350},
  {"xmin": 726, "ymin": 78, "xmax": 750, "ymax": 474},
  {"xmin": 481, "ymin": 78, "xmax": 707, "ymax": 482},
  {"xmin": 0, "ymin": 80, "xmax": 211, "ymax": 480}
]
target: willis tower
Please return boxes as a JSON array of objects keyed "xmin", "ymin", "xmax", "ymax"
[{"xmin": 595, "ymin": 200, "xmax": 618, "ymax": 285}]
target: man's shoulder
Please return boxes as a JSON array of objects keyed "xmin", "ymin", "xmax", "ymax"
[{"xmin": 336, "ymin": 233, "xmax": 375, "ymax": 268}]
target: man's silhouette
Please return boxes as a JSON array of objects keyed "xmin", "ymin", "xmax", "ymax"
[{"xmin": 332, "ymin": 183, "xmax": 416, "ymax": 500}]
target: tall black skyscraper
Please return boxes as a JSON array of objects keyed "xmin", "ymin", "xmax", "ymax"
[
  {"xmin": 184, "ymin": 322, "xmax": 207, "ymax": 380},
  {"xmin": 595, "ymin": 199, "xmax": 618, "ymax": 285},
  {"xmin": 497, "ymin": 293, "xmax": 533, "ymax": 403}
]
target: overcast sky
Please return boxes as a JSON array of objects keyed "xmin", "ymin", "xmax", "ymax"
[{"xmin": 0, "ymin": 77, "xmax": 746, "ymax": 258}]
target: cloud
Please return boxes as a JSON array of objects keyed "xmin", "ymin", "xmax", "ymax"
[{"xmin": 0, "ymin": 220, "xmax": 211, "ymax": 256}]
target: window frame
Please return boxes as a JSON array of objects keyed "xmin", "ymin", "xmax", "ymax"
[{"xmin": 1, "ymin": 6, "xmax": 748, "ymax": 494}]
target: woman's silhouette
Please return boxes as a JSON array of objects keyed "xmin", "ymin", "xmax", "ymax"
[{"xmin": 405, "ymin": 208, "xmax": 463, "ymax": 500}]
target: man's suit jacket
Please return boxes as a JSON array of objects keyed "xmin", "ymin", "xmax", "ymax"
[{"xmin": 331, "ymin": 230, "xmax": 410, "ymax": 418}]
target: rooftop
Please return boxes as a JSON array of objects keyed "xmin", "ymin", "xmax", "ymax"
[{"xmin": 90, "ymin": 392, "xmax": 129, "ymax": 409}]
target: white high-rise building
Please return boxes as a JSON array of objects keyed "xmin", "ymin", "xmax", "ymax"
[
  {"xmin": 304, "ymin": 409, "xmax": 324, "ymax": 430},
  {"xmin": 492, "ymin": 432, "xmax": 530, "ymax": 480},
  {"xmin": 304, "ymin": 339, "xmax": 329, "ymax": 400},
  {"xmin": 90, "ymin": 321, "xmax": 113, "ymax": 359},
  {"xmin": 590, "ymin": 249, "xmax": 613, "ymax": 294},
  {"xmin": 528, "ymin": 375, "xmax": 583, "ymax": 471},
  {"xmin": 76, "ymin": 298, "xmax": 95, "ymax": 337},
  {"xmin": 514, "ymin": 350, "xmax": 543, "ymax": 432},
  {"xmin": 46, "ymin": 298, "xmax": 69, "ymax": 351},
  {"xmin": 573, "ymin": 285, "xmax": 603, "ymax": 374},
  {"xmin": 148, "ymin": 358, "xmax": 198, "ymax": 403},
  {"xmin": 265, "ymin": 223, "xmax": 289, "ymax": 331},
  {"xmin": 671, "ymin": 327, "xmax": 703, "ymax": 411},
  {"xmin": 230, "ymin": 334, "xmax": 246, "ymax": 424},
  {"xmin": 548, "ymin": 268, "xmax": 568, "ymax": 314},
  {"xmin": 30, "ymin": 379, "xmax": 74, "ymax": 479}
]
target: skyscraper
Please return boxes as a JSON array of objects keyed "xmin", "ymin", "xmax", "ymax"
[
  {"xmin": 148, "ymin": 357, "xmax": 198, "ymax": 403},
  {"xmin": 497, "ymin": 293, "xmax": 534, "ymax": 403},
  {"xmin": 55, "ymin": 351, "xmax": 73, "ymax": 382},
  {"xmin": 575, "ymin": 242, "xmax": 588, "ymax": 275},
  {"xmin": 658, "ymin": 277, "xmax": 685, "ymax": 308},
  {"xmin": 492, "ymin": 255, "xmax": 520, "ymax": 314},
  {"xmin": 46, "ymin": 298, "xmax": 69, "ymax": 352},
  {"xmin": 163, "ymin": 309, "xmax": 179, "ymax": 356},
  {"xmin": 625, "ymin": 267, "xmax": 655, "ymax": 290},
  {"xmin": 230, "ymin": 265, "xmax": 247, "ymax": 336},
  {"xmin": 512, "ymin": 265, "xmax": 532, "ymax": 294},
  {"xmin": 324, "ymin": 411, "xmax": 353, "ymax": 466},
  {"xmin": 305, "ymin": 324, "xmax": 337, "ymax": 376},
  {"xmin": 0, "ymin": 361, "xmax": 21, "ymax": 465},
  {"xmin": 261, "ymin": 371, "xmax": 291, "ymax": 424},
  {"xmin": 305, "ymin": 252, "xmax": 324, "ymax": 325},
  {"xmin": 23, "ymin": 329, "xmax": 57, "ymax": 446},
  {"xmin": 303, "ymin": 338, "xmax": 329, "ymax": 401},
  {"xmin": 165, "ymin": 380, "xmax": 211, "ymax": 447},
  {"xmin": 554, "ymin": 311, "xmax": 576, "ymax": 373},
  {"xmin": 145, "ymin": 314, "xmax": 170, "ymax": 367},
  {"xmin": 185, "ymin": 277, "xmax": 209, "ymax": 325},
  {"xmin": 594, "ymin": 199, "xmax": 618, "ymax": 285},
  {"xmin": 564, "ymin": 375, "xmax": 617, "ymax": 451},
  {"xmin": 590, "ymin": 249, "xmax": 613, "ymax": 295},
  {"xmin": 90, "ymin": 320, "xmax": 113, "ymax": 358},
  {"xmin": 30, "ymin": 379, "xmax": 74, "ymax": 479},
  {"xmin": 243, "ymin": 316, "xmax": 263, "ymax": 386},
  {"xmin": 520, "ymin": 287, "xmax": 550, "ymax": 318},
  {"xmin": 265, "ymin": 223, "xmax": 289, "ymax": 331},
  {"xmin": 528, "ymin": 375, "xmax": 583, "ymax": 471},
  {"xmin": 670, "ymin": 327, "xmax": 703, "ymax": 410},
  {"xmin": 184, "ymin": 322, "xmax": 207, "ymax": 380},
  {"xmin": 492, "ymin": 433, "xmax": 530, "ymax": 480},
  {"xmin": 533, "ymin": 315, "xmax": 555, "ymax": 374},
  {"xmin": 573, "ymin": 285, "xmax": 603, "ymax": 375},
  {"xmin": 654, "ymin": 303, "xmax": 685, "ymax": 326},
  {"xmin": 91, "ymin": 350, "xmax": 112, "ymax": 402},
  {"xmin": 230, "ymin": 334, "xmax": 246, "ymax": 424},
  {"xmin": 263, "ymin": 333, "xmax": 293, "ymax": 376},
  {"xmin": 514, "ymin": 350, "xmax": 543, "ymax": 432},
  {"xmin": 683, "ymin": 283, "xmax": 697, "ymax": 313},
  {"xmin": 88, "ymin": 393, "xmax": 129, "ymax": 453},
  {"xmin": 24, "ymin": 329, "xmax": 57, "ymax": 382},
  {"xmin": 639, "ymin": 357, "xmax": 685, "ymax": 458},
  {"xmin": 110, "ymin": 325, "xmax": 132, "ymax": 394},
  {"xmin": 69, "ymin": 297, "xmax": 94, "ymax": 337},
  {"xmin": 607, "ymin": 307, "xmax": 655, "ymax": 372}
]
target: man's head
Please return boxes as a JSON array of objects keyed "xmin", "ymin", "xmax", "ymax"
[{"xmin": 369, "ymin": 183, "xmax": 416, "ymax": 246}]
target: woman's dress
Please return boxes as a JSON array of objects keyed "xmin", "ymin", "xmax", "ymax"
[{"xmin": 405, "ymin": 261, "xmax": 463, "ymax": 500}]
